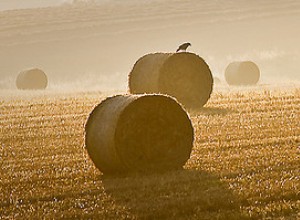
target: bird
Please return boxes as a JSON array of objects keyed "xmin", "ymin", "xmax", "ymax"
[{"xmin": 176, "ymin": 42, "xmax": 191, "ymax": 52}]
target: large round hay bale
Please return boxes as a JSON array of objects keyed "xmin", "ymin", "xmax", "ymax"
[
  {"xmin": 225, "ymin": 61, "xmax": 260, "ymax": 85},
  {"xmin": 16, "ymin": 68, "xmax": 48, "ymax": 90},
  {"xmin": 85, "ymin": 94, "xmax": 194, "ymax": 174},
  {"xmin": 129, "ymin": 52, "xmax": 213, "ymax": 109}
]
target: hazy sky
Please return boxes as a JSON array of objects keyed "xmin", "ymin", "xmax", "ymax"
[
  {"xmin": 0, "ymin": 0, "xmax": 299, "ymax": 90},
  {"xmin": 0, "ymin": 0, "xmax": 138, "ymax": 11},
  {"xmin": 0, "ymin": 0, "xmax": 66, "ymax": 11}
]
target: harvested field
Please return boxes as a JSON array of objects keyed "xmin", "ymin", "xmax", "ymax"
[{"xmin": 1, "ymin": 87, "xmax": 299, "ymax": 219}]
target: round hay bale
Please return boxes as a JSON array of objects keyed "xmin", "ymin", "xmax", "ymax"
[
  {"xmin": 16, "ymin": 68, "xmax": 48, "ymax": 90},
  {"xmin": 213, "ymin": 77, "xmax": 221, "ymax": 85},
  {"xmin": 225, "ymin": 61, "xmax": 260, "ymax": 85},
  {"xmin": 85, "ymin": 94, "xmax": 194, "ymax": 174},
  {"xmin": 129, "ymin": 52, "xmax": 213, "ymax": 109}
]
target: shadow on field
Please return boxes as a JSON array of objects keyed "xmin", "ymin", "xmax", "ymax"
[{"xmin": 102, "ymin": 169, "xmax": 248, "ymax": 219}]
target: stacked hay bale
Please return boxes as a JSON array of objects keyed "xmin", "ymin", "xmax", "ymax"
[
  {"xmin": 85, "ymin": 94, "xmax": 194, "ymax": 174},
  {"xmin": 225, "ymin": 61, "xmax": 260, "ymax": 85},
  {"xmin": 129, "ymin": 52, "xmax": 213, "ymax": 109},
  {"xmin": 16, "ymin": 68, "xmax": 48, "ymax": 90}
]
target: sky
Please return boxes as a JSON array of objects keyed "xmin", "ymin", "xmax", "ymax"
[
  {"xmin": 0, "ymin": 0, "xmax": 142, "ymax": 11},
  {"xmin": 0, "ymin": 0, "xmax": 63, "ymax": 11}
]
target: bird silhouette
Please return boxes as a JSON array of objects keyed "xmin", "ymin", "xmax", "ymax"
[{"xmin": 176, "ymin": 42, "xmax": 191, "ymax": 52}]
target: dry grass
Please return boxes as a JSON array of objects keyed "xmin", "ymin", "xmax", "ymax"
[{"xmin": 1, "ymin": 88, "xmax": 299, "ymax": 219}]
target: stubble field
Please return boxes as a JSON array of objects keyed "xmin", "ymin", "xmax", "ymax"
[{"xmin": 1, "ymin": 87, "xmax": 299, "ymax": 219}]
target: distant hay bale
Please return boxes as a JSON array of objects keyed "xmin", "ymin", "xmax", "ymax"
[
  {"xmin": 16, "ymin": 68, "xmax": 48, "ymax": 90},
  {"xmin": 225, "ymin": 61, "xmax": 260, "ymax": 85},
  {"xmin": 129, "ymin": 53, "xmax": 213, "ymax": 109},
  {"xmin": 85, "ymin": 94, "xmax": 194, "ymax": 174},
  {"xmin": 213, "ymin": 77, "xmax": 221, "ymax": 84}
]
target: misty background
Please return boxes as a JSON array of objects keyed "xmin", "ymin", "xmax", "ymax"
[{"xmin": 0, "ymin": 0, "xmax": 299, "ymax": 91}]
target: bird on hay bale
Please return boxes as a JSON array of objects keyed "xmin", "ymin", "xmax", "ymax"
[{"xmin": 176, "ymin": 42, "xmax": 191, "ymax": 53}]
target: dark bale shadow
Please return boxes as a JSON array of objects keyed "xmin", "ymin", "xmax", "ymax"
[{"xmin": 102, "ymin": 169, "xmax": 249, "ymax": 219}]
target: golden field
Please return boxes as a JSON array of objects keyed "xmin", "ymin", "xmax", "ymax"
[
  {"xmin": 1, "ymin": 1, "xmax": 300, "ymax": 219},
  {"xmin": 1, "ymin": 87, "xmax": 299, "ymax": 219}
]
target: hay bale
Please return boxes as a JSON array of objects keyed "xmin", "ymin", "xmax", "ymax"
[
  {"xmin": 16, "ymin": 68, "xmax": 48, "ymax": 90},
  {"xmin": 213, "ymin": 77, "xmax": 221, "ymax": 85},
  {"xmin": 225, "ymin": 61, "xmax": 260, "ymax": 85},
  {"xmin": 85, "ymin": 94, "xmax": 194, "ymax": 174},
  {"xmin": 129, "ymin": 52, "xmax": 213, "ymax": 109}
]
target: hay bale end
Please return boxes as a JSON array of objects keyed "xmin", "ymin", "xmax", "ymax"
[{"xmin": 85, "ymin": 94, "xmax": 194, "ymax": 174}]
